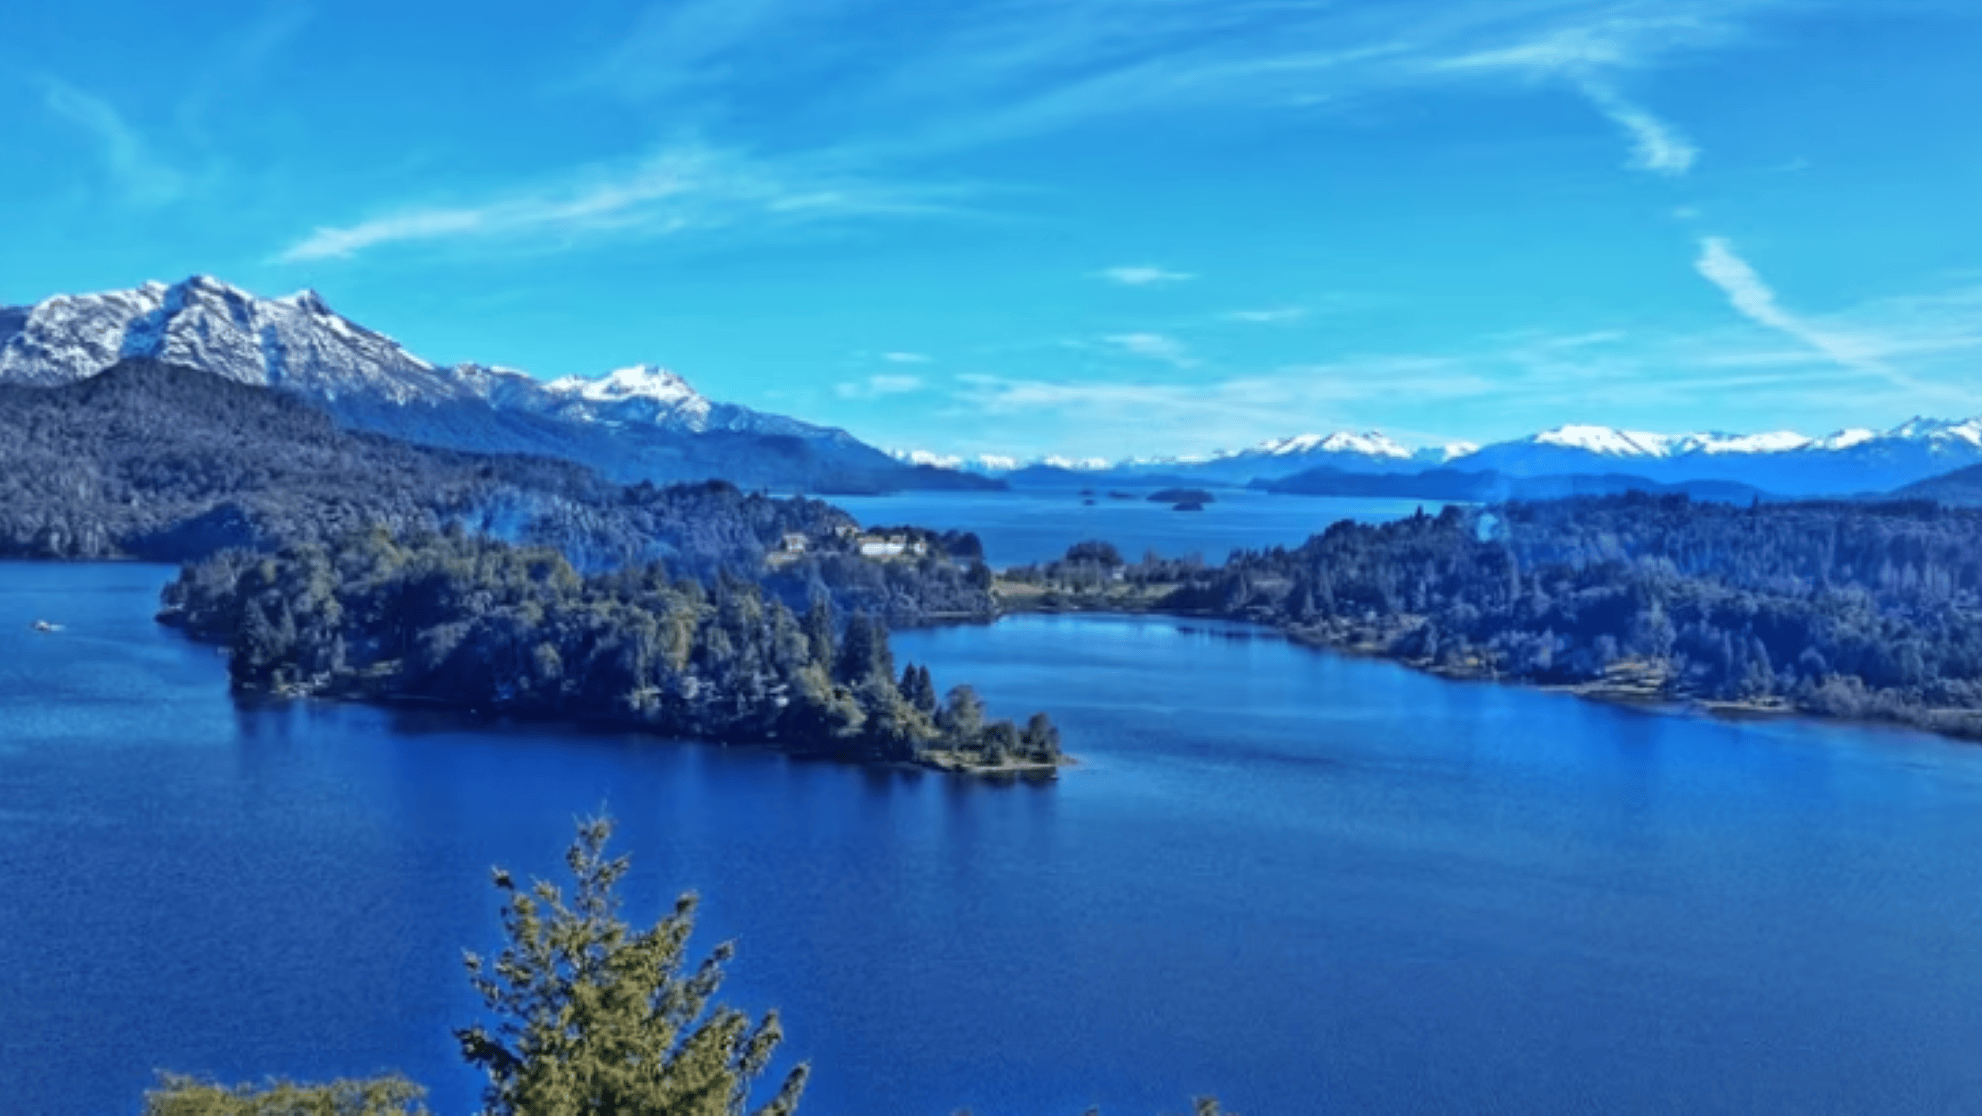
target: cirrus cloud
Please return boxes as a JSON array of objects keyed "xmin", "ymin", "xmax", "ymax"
[
  {"xmin": 836, "ymin": 373, "xmax": 926, "ymax": 399},
  {"xmin": 1097, "ymin": 265, "xmax": 1195, "ymax": 286}
]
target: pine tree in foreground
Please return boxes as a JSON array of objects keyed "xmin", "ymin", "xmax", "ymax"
[
  {"xmin": 142, "ymin": 817, "xmax": 1225, "ymax": 1115},
  {"xmin": 455, "ymin": 815, "xmax": 808, "ymax": 1116}
]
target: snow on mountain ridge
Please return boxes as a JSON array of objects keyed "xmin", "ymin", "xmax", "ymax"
[
  {"xmin": 1, "ymin": 274, "xmax": 444, "ymax": 400},
  {"xmin": 1254, "ymin": 431, "xmax": 1414, "ymax": 459},
  {"xmin": 888, "ymin": 449, "xmax": 1022, "ymax": 473},
  {"xmin": 1530, "ymin": 425, "xmax": 1685, "ymax": 457},
  {"xmin": 546, "ymin": 364, "xmax": 700, "ymax": 406},
  {"xmin": 0, "ymin": 276, "xmax": 843, "ymax": 441}
]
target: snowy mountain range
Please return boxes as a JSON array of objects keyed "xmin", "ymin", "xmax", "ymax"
[
  {"xmin": 1454, "ymin": 421, "xmax": 1982, "ymax": 495},
  {"xmin": 6, "ymin": 275, "xmax": 1978, "ymax": 500},
  {"xmin": 0, "ymin": 276, "xmax": 984, "ymax": 493},
  {"xmin": 895, "ymin": 416, "xmax": 1982, "ymax": 497},
  {"xmin": 893, "ymin": 432, "xmax": 1483, "ymax": 485}
]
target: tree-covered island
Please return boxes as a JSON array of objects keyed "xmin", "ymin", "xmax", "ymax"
[
  {"xmin": 160, "ymin": 527, "xmax": 1064, "ymax": 774},
  {"xmin": 997, "ymin": 494, "xmax": 1982, "ymax": 742}
]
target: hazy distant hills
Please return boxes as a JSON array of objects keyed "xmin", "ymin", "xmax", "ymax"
[
  {"xmin": 1261, "ymin": 466, "xmax": 1775, "ymax": 504},
  {"xmin": 904, "ymin": 419, "xmax": 1982, "ymax": 497},
  {"xmin": 1894, "ymin": 462, "xmax": 1982, "ymax": 505},
  {"xmin": 0, "ymin": 275, "xmax": 998, "ymax": 494}
]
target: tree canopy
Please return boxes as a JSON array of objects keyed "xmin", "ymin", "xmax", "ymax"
[{"xmin": 456, "ymin": 816, "xmax": 808, "ymax": 1116}]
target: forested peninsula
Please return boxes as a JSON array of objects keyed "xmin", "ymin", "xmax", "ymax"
[
  {"xmin": 1000, "ymin": 495, "xmax": 1982, "ymax": 742},
  {"xmin": 161, "ymin": 529, "xmax": 1065, "ymax": 773}
]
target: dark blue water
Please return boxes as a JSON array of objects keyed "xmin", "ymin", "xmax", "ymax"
[
  {"xmin": 6, "ymin": 562, "xmax": 1982, "ymax": 1115},
  {"xmin": 830, "ymin": 490, "xmax": 1440, "ymax": 567}
]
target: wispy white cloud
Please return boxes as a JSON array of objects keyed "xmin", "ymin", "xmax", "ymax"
[
  {"xmin": 39, "ymin": 78, "xmax": 188, "ymax": 206},
  {"xmin": 1098, "ymin": 265, "xmax": 1195, "ymax": 286},
  {"xmin": 882, "ymin": 351, "xmax": 931, "ymax": 363},
  {"xmin": 304, "ymin": 0, "xmax": 1788, "ymax": 263},
  {"xmin": 836, "ymin": 373, "xmax": 926, "ymax": 399},
  {"xmin": 1225, "ymin": 307, "xmax": 1308, "ymax": 323},
  {"xmin": 1434, "ymin": 15, "xmax": 1710, "ymax": 175},
  {"xmin": 1693, "ymin": 236, "xmax": 1921, "ymax": 388},
  {"xmin": 1101, "ymin": 332, "xmax": 1196, "ymax": 366},
  {"xmin": 1577, "ymin": 80, "xmax": 1697, "ymax": 175},
  {"xmin": 280, "ymin": 144, "xmax": 966, "ymax": 262},
  {"xmin": 948, "ymin": 268, "xmax": 1982, "ymax": 458},
  {"xmin": 575, "ymin": 0, "xmax": 1781, "ymax": 174},
  {"xmin": 950, "ymin": 354, "xmax": 1496, "ymax": 451},
  {"xmin": 561, "ymin": 0, "xmax": 797, "ymax": 100}
]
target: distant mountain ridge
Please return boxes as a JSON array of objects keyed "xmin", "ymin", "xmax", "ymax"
[
  {"xmin": 1261, "ymin": 465, "xmax": 1773, "ymax": 504},
  {"xmin": 900, "ymin": 416, "xmax": 1982, "ymax": 497},
  {"xmin": 1894, "ymin": 461, "xmax": 1982, "ymax": 505},
  {"xmin": 0, "ymin": 275, "xmax": 996, "ymax": 494},
  {"xmin": 894, "ymin": 431, "xmax": 1479, "ymax": 485}
]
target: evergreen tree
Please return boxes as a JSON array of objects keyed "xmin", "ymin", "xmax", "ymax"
[
  {"xmin": 456, "ymin": 816, "xmax": 808, "ymax": 1116},
  {"xmin": 1020, "ymin": 712, "xmax": 1062, "ymax": 760},
  {"xmin": 143, "ymin": 1075, "xmax": 428, "ymax": 1116},
  {"xmin": 937, "ymin": 685, "xmax": 986, "ymax": 741},
  {"xmin": 804, "ymin": 598, "xmax": 836, "ymax": 669}
]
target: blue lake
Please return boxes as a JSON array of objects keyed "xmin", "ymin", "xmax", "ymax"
[
  {"xmin": 5, "ymin": 557, "xmax": 1982, "ymax": 1114},
  {"xmin": 829, "ymin": 488, "xmax": 1439, "ymax": 567}
]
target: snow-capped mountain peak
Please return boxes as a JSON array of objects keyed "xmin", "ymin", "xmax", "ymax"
[
  {"xmin": 0, "ymin": 276, "xmax": 847, "ymax": 445},
  {"xmin": 1529, "ymin": 425, "xmax": 1681, "ymax": 457},
  {"xmin": 546, "ymin": 364, "xmax": 699, "ymax": 406},
  {"xmin": 1254, "ymin": 431, "xmax": 1414, "ymax": 460},
  {"xmin": 1, "ymin": 274, "xmax": 444, "ymax": 398},
  {"xmin": 1885, "ymin": 415, "xmax": 1982, "ymax": 448},
  {"xmin": 1674, "ymin": 431, "xmax": 1814, "ymax": 455},
  {"xmin": 888, "ymin": 449, "xmax": 1022, "ymax": 473},
  {"xmin": 537, "ymin": 365, "xmax": 721, "ymax": 431}
]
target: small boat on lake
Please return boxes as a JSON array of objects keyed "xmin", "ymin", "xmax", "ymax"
[{"xmin": 31, "ymin": 620, "xmax": 63, "ymax": 633}]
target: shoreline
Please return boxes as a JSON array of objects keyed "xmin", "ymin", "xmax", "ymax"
[
  {"xmin": 159, "ymin": 614, "xmax": 1073, "ymax": 779},
  {"xmin": 234, "ymin": 675, "xmax": 1078, "ymax": 778},
  {"xmin": 990, "ymin": 593, "xmax": 1982, "ymax": 747}
]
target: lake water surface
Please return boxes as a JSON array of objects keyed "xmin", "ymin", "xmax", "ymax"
[
  {"xmin": 5, "ymin": 557, "xmax": 1982, "ymax": 1114},
  {"xmin": 830, "ymin": 488, "xmax": 1438, "ymax": 567}
]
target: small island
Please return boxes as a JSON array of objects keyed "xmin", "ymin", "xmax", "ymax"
[
  {"xmin": 159, "ymin": 527, "xmax": 1066, "ymax": 774},
  {"xmin": 1147, "ymin": 487, "xmax": 1215, "ymax": 511}
]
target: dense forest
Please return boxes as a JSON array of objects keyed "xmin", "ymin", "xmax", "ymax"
[
  {"xmin": 0, "ymin": 358, "xmax": 997, "ymax": 622},
  {"xmin": 1004, "ymin": 494, "xmax": 1982, "ymax": 740},
  {"xmin": 160, "ymin": 528, "xmax": 1062, "ymax": 771}
]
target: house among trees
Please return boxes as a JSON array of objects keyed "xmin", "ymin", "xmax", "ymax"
[
  {"xmin": 767, "ymin": 532, "xmax": 811, "ymax": 566},
  {"xmin": 857, "ymin": 533, "xmax": 928, "ymax": 559}
]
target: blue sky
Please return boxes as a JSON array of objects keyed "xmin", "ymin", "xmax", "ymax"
[{"xmin": 6, "ymin": 0, "xmax": 1982, "ymax": 461}]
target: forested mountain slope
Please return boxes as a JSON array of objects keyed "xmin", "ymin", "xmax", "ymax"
[
  {"xmin": 0, "ymin": 276, "xmax": 1000, "ymax": 494},
  {"xmin": 0, "ymin": 358, "xmax": 997, "ymax": 621}
]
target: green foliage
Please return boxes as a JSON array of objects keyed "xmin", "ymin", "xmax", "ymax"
[
  {"xmin": 141, "ymin": 1073, "xmax": 428, "ymax": 1116},
  {"xmin": 164, "ymin": 527, "xmax": 1063, "ymax": 768},
  {"xmin": 457, "ymin": 816, "xmax": 808, "ymax": 1116},
  {"xmin": 1016, "ymin": 493, "xmax": 1982, "ymax": 739}
]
